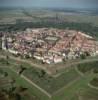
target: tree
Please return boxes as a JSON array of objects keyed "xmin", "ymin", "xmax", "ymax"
[
  {"xmin": 93, "ymin": 68, "xmax": 98, "ymax": 73},
  {"xmin": 18, "ymin": 65, "xmax": 26, "ymax": 75},
  {"xmin": 80, "ymin": 54, "xmax": 86, "ymax": 59},
  {"xmin": 4, "ymin": 72, "xmax": 8, "ymax": 77},
  {"xmin": 41, "ymin": 70, "xmax": 46, "ymax": 77},
  {"xmin": 6, "ymin": 55, "xmax": 10, "ymax": 65},
  {"xmin": 6, "ymin": 55, "xmax": 9, "ymax": 59},
  {"xmin": 38, "ymin": 70, "xmax": 46, "ymax": 78}
]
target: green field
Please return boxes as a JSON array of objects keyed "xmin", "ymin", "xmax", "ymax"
[
  {"xmin": 23, "ymin": 67, "xmax": 79, "ymax": 94},
  {"xmin": 1, "ymin": 8, "xmax": 98, "ymax": 26},
  {"xmin": 0, "ymin": 8, "xmax": 98, "ymax": 37},
  {"xmin": 0, "ymin": 67, "xmax": 49, "ymax": 100},
  {"xmin": 90, "ymin": 77, "xmax": 98, "ymax": 87},
  {"xmin": 0, "ymin": 54, "xmax": 98, "ymax": 100},
  {"xmin": 77, "ymin": 61, "xmax": 98, "ymax": 73}
]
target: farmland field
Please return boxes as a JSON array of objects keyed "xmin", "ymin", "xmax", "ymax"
[
  {"xmin": 0, "ymin": 8, "xmax": 98, "ymax": 26},
  {"xmin": 0, "ymin": 8, "xmax": 98, "ymax": 40}
]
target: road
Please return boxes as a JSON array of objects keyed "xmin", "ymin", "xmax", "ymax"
[
  {"xmin": 21, "ymin": 75, "xmax": 52, "ymax": 98},
  {"xmin": 0, "ymin": 53, "xmax": 98, "ymax": 99},
  {"xmin": 0, "ymin": 60, "xmax": 52, "ymax": 98},
  {"xmin": 0, "ymin": 55, "xmax": 52, "ymax": 75},
  {"xmin": 0, "ymin": 53, "xmax": 98, "ymax": 77},
  {"xmin": 88, "ymin": 83, "xmax": 98, "ymax": 90}
]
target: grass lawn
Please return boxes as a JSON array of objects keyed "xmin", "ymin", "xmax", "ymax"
[
  {"xmin": 52, "ymin": 72, "xmax": 96, "ymax": 100},
  {"xmin": 77, "ymin": 61, "xmax": 98, "ymax": 73},
  {"xmin": 90, "ymin": 77, "xmax": 98, "ymax": 87},
  {"xmin": 79, "ymin": 87, "xmax": 98, "ymax": 100},
  {"xmin": 23, "ymin": 67, "xmax": 79, "ymax": 94},
  {"xmin": 0, "ymin": 67, "xmax": 50, "ymax": 100},
  {"xmin": 0, "ymin": 55, "xmax": 98, "ymax": 100}
]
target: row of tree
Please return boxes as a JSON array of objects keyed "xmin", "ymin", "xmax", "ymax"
[{"xmin": 0, "ymin": 21, "xmax": 98, "ymax": 38}]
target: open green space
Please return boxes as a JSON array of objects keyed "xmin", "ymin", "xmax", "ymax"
[
  {"xmin": 77, "ymin": 61, "xmax": 98, "ymax": 73},
  {"xmin": 0, "ymin": 57, "xmax": 50, "ymax": 100},
  {"xmin": 90, "ymin": 77, "xmax": 98, "ymax": 87},
  {"xmin": 0, "ymin": 8, "xmax": 98, "ymax": 26},
  {"xmin": 77, "ymin": 86, "xmax": 98, "ymax": 100},
  {"xmin": 0, "ymin": 50, "xmax": 98, "ymax": 100},
  {"xmin": 23, "ymin": 67, "xmax": 79, "ymax": 94},
  {"xmin": 0, "ymin": 67, "xmax": 50, "ymax": 100}
]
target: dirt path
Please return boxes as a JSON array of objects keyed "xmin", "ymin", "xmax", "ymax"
[
  {"xmin": 88, "ymin": 83, "xmax": 98, "ymax": 90},
  {"xmin": 74, "ymin": 66, "xmax": 84, "ymax": 76},
  {"xmin": 8, "ymin": 65, "xmax": 52, "ymax": 98},
  {"xmin": 0, "ymin": 55, "xmax": 52, "ymax": 75},
  {"xmin": 0, "ymin": 54, "xmax": 98, "ymax": 77},
  {"xmin": 53, "ymin": 76, "xmax": 81, "ymax": 95},
  {"xmin": 52, "ymin": 58, "xmax": 98, "ymax": 77},
  {"xmin": 21, "ymin": 75, "xmax": 52, "ymax": 98}
]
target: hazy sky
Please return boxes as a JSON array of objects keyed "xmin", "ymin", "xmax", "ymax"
[{"xmin": 0, "ymin": 0, "xmax": 98, "ymax": 9}]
